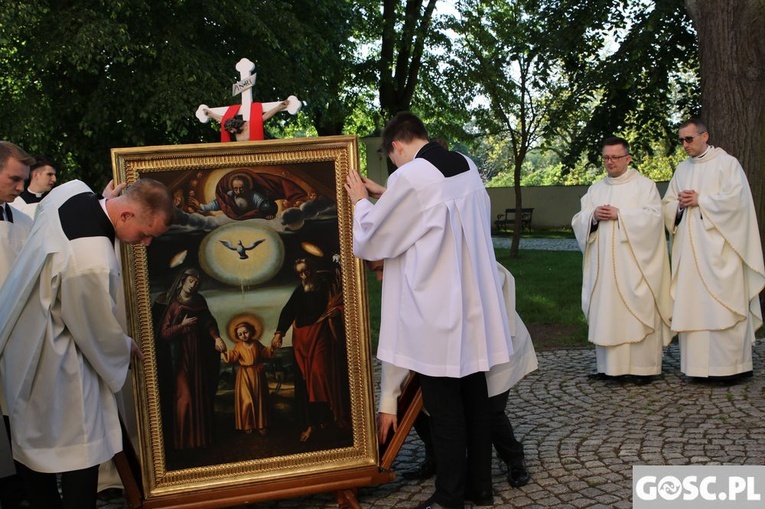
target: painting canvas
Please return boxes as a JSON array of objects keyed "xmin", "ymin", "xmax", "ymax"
[{"xmin": 112, "ymin": 136, "xmax": 378, "ymax": 502}]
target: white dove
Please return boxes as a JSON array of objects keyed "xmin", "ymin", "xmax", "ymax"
[{"xmin": 220, "ymin": 239, "xmax": 265, "ymax": 259}]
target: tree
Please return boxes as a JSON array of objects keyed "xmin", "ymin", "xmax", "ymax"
[
  {"xmin": 378, "ymin": 0, "xmax": 440, "ymax": 120},
  {"xmin": 0, "ymin": 0, "xmax": 359, "ymax": 187},
  {"xmin": 684, "ymin": 0, "xmax": 765, "ymax": 254},
  {"xmin": 541, "ymin": 0, "xmax": 699, "ymax": 169},
  {"xmin": 450, "ymin": 0, "xmax": 573, "ymax": 257}
]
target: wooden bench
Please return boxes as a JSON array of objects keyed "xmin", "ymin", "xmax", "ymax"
[{"xmin": 494, "ymin": 207, "xmax": 534, "ymax": 232}]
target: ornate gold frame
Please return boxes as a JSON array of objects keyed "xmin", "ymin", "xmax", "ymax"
[{"xmin": 111, "ymin": 136, "xmax": 378, "ymax": 504}]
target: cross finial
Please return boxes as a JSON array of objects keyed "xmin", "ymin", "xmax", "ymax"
[{"xmin": 195, "ymin": 58, "xmax": 303, "ymax": 135}]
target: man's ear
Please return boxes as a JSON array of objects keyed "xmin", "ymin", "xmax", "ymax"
[{"xmin": 120, "ymin": 210, "xmax": 135, "ymax": 222}]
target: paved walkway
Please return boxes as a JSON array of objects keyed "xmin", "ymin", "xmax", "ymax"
[
  {"xmin": 97, "ymin": 237, "xmax": 765, "ymax": 508},
  {"xmin": 491, "ymin": 236, "xmax": 580, "ymax": 252},
  {"xmin": 99, "ymin": 341, "xmax": 765, "ymax": 508}
]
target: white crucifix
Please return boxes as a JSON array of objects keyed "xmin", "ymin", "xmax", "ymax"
[{"xmin": 195, "ymin": 58, "xmax": 302, "ymax": 142}]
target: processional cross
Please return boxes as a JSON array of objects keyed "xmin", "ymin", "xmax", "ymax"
[{"xmin": 195, "ymin": 58, "xmax": 302, "ymax": 142}]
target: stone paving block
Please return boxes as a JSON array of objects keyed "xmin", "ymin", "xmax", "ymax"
[
  {"xmin": 595, "ymin": 493, "xmax": 623, "ymax": 504},
  {"xmin": 568, "ymin": 498, "xmax": 597, "ymax": 508},
  {"xmin": 96, "ymin": 342, "xmax": 765, "ymax": 508},
  {"xmin": 506, "ymin": 495, "xmax": 536, "ymax": 507}
]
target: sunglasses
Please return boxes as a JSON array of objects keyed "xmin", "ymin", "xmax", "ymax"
[{"xmin": 679, "ymin": 132, "xmax": 705, "ymax": 144}]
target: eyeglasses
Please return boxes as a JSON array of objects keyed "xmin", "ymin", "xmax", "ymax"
[
  {"xmin": 679, "ymin": 132, "xmax": 706, "ymax": 144},
  {"xmin": 602, "ymin": 155, "xmax": 629, "ymax": 162}
]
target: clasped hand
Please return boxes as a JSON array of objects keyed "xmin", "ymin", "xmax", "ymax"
[
  {"xmin": 594, "ymin": 204, "xmax": 619, "ymax": 221},
  {"xmin": 344, "ymin": 171, "xmax": 386, "ymax": 204},
  {"xmin": 678, "ymin": 189, "xmax": 698, "ymax": 208}
]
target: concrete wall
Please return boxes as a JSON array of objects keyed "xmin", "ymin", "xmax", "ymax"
[
  {"xmin": 361, "ymin": 136, "xmax": 389, "ymax": 186},
  {"xmin": 361, "ymin": 136, "xmax": 668, "ymax": 229},
  {"xmin": 486, "ymin": 182, "xmax": 669, "ymax": 229}
]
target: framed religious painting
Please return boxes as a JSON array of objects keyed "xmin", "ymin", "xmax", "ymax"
[{"xmin": 111, "ymin": 136, "xmax": 384, "ymax": 507}]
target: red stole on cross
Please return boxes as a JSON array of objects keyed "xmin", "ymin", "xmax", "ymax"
[{"xmin": 219, "ymin": 103, "xmax": 265, "ymax": 142}]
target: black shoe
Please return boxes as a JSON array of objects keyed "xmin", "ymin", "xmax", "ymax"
[
  {"xmin": 587, "ymin": 372, "xmax": 610, "ymax": 380},
  {"xmin": 464, "ymin": 488, "xmax": 494, "ymax": 506},
  {"xmin": 507, "ymin": 459, "xmax": 531, "ymax": 488},
  {"xmin": 402, "ymin": 460, "xmax": 436, "ymax": 480},
  {"xmin": 711, "ymin": 371, "xmax": 754, "ymax": 386},
  {"xmin": 694, "ymin": 371, "xmax": 753, "ymax": 386},
  {"xmin": 631, "ymin": 375, "xmax": 656, "ymax": 385},
  {"xmin": 411, "ymin": 495, "xmax": 448, "ymax": 509}
]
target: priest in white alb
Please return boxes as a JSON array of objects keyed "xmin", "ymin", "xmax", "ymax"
[
  {"xmin": 662, "ymin": 118, "xmax": 765, "ymax": 383},
  {"xmin": 0, "ymin": 178, "xmax": 173, "ymax": 508},
  {"xmin": 0, "ymin": 141, "xmax": 35, "ymax": 507},
  {"xmin": 572, "ymin": 137, "xmax": 672, "ymax": 382}
]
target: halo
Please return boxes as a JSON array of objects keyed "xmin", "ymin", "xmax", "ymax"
[
  {"xmin": 169, "ymin": 250, "xmax": 188, "ymax": 268},
  {"xmin": 301, "ymin": 241, "xmax": 324, "ymax": 258},
  {"xmin": 226, "ymin": 313, "xmax": 264, "ymax": 343}
]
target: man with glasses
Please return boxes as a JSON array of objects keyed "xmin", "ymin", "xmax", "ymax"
[
  {"xmin": 662, "ymin": 118, "xmax": 764, "ymax": 384},
  {"xmin": 572, "ymin": 137, "xmax": 672, "ymax": 383}
]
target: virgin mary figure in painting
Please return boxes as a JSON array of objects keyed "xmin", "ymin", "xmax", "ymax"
[{"xmin": 154, "ymin": 268, "xmax": 227, "ymax": 449}]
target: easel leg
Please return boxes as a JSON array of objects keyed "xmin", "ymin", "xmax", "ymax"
[
  {"xmin": 114, "ymin": 417, "xmax": 144, "ymax": 508},
  {"xmin": 335, "ymin": 488, "xmax": 360, "ymax": 509},
  {"xmin": 113, "ymin": 451, "xmax": 142, "ymax": 508}
]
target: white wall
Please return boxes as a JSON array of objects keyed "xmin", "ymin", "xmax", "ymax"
[
  {"xmin": 486, "ymin": 182, "xmax": 669, "ymax": 229},
  {"xmin": 361, "ymin": 136, "xmax": 669, "ymax": 229}
]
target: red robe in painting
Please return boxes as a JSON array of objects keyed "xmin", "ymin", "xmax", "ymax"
[
  {"xmin": 214, "ymin": 170, "xmax": 310, "ymax": 220},
  {"xmin": 276, "ymin": 276, "xmax": 348, "ymax": 425},
  {"xmin": 160, "ymin": 296, "xmax": 221, "ymax": 449}
]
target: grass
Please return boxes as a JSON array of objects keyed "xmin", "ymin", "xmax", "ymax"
[
  {"xmin": 364, "ymin": 242, "xmax": 589, "ymax": 352},
  {"xmin": 497, "ymin": 249, "xmax": 588, "ymax": 349},
  {"xmin": 493, "ymin": 227, "xmax": 576, "ymax": 240}
]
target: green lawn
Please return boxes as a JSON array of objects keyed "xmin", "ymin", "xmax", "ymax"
[
  {"xmin": 497, "ymin": 249, "xmax": 588, "ymax": 348},
  {"xmin": 363, "ymin": 246, "xmax": 589, "ymax": 351},
  {"xmin": 493, "ymin": 228, "xmax": 576, "ymax": 240}
]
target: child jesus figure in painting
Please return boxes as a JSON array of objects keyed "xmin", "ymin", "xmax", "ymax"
[{"xmin": 222, "ymin": 321, "xmax": 275, "ymax": 435}]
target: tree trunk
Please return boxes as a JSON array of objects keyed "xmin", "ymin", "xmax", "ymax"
[
  {"xmin": 510, "ymin": 157, "xmax": 523, "ymax": 258},
  {"xmin": 379, "ymin": 0, "xmax": 438, "ymax": 118},
  {"xmin": 685, "ymin": 0, "xmax": 765, "ymax": 250}
]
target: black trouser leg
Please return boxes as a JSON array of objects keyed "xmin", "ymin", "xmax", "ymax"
[
  {"xmin": 489, "ymin": 389, "xmax": 525, "ymax": 465},
  {"xmin": 16, "ymin": 463, "xmax": 62, "ymax": 509},
  {"xmin": 17, "ymin": 463, "xmax": 99, "ymax": 509},
  {"xmin": 413, "ymin": 411, "xmax": 435, "ymax": 462},
  {"xmin": 0, "ymin": 415, "xmax": 27, "ymax": 509},
  {"xmin": 463, "ymin": 372, "xmax": 492, "ymax": 496},
  {"xmin": 60, "ymin": 465, "xmax": 99, "ymax": 509},
  {"xmin": 420, "ymin": 371, "xmax": 491, "ymax": 508}
]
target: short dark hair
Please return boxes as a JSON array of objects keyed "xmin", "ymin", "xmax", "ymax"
[
  {"xmin": 124, "ymin": 178, "xmax": 175, "ymax": 226},
  {"xmin": 0, "ymin": 141, "xmax": 35, "ymax": 172},
  {"xmin": 381, "ymin": 112, "xmax": 429, "ymax": 154},
  {"xmin": 679, "ymin": 118, "xmax": 707, "ymax": 133},
  {"xmin": 602, "ymin": 137, "xmax": 630, "ymax": 154},
  {"xmin": 30, "ymin": 155, "xmax": 57, "ymax": 172}
]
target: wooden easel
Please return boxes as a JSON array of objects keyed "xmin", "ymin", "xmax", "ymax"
[
  {"xmin": 112, "ymin": 378, "xmax": 423, "ymax": 509},
  {"xmin": 379, "ymin": 373, "xmax": 424, "ymax": 470}
]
